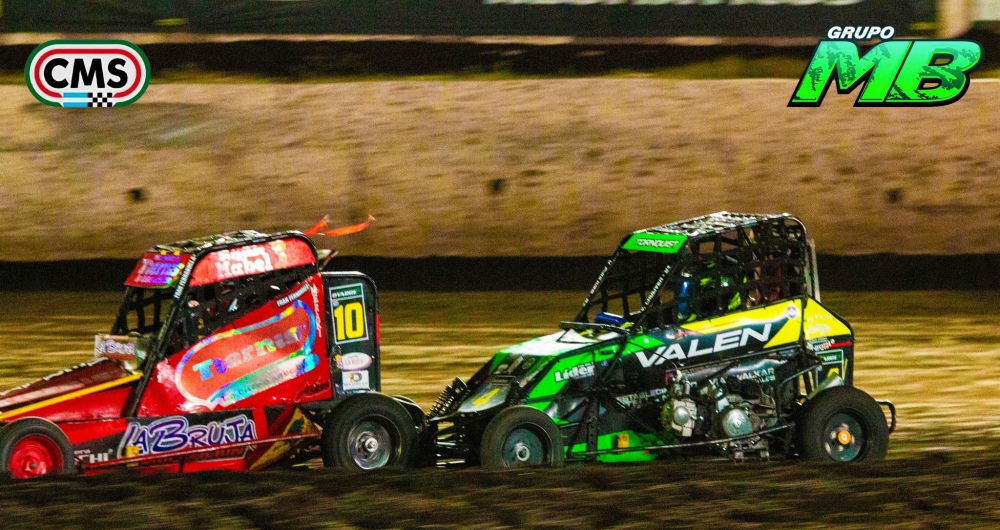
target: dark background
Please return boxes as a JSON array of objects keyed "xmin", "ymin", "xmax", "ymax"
[
  {"xmin": 2, "ymin": 254, "xmax": 996, "ymax": 291},
  {"xmin": 0, "ymin": 0, "xmax": 935, "ymax": 38}
]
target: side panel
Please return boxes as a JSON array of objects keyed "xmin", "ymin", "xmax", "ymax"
[
  {"xmin": 5, "ymin": 386, "xmax": 133, "ymax": 424},
  {"xmin": 322, "ymin": 272, "xmax": 381, "ymax": 396},
  {"xmin": 802, "ymin": 299, "xmax": 855, "ymax": 385},
  {"xmin": 64, "ymin": 405, "xmax": 320, "ymax": 474},
  {"xmin": 137, "ymin": 275, "xmax": 331, "ymax": 416},
  {"xmin": 568, "ymin": 300, "xmax": 805, "ymax": 458},
  {"xmin": 620, "ymin": 300, "xmax": 804, "ymax": 380}
]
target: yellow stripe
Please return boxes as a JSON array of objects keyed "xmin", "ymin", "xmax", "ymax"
[
  {"xmin": 0, "ymin": 373, "xmax": 142, "ymax": 421},
  {"xmin": 681, "ymin": 302, "xmax": 794, "ymax": 335},
  {"xmin": 763, "ymin": 301, "xmax": 803, "ymax": 349}
]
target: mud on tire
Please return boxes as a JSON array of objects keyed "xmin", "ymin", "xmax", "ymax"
[{"xmin": 321, "ymin": 393, "xmax": 417, "ymax": 470}]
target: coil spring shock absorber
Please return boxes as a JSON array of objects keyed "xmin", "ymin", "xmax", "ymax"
[{"xmin": 429, "ymin": 378, "xmax": 469, "ymax": 417}]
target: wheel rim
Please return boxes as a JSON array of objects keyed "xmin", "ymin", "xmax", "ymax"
[
  {"xmin": 501, "ymin": 427, "xmax": 545, "ymax": 467},
  {"xmin": 822, "ymin": 412, "xmax": 866, "ymax": 462},
  {"xmin": 347, "ymin": 420, "xmax": 394, "ymax": 470},
  {"xmin": 8, "ymin": 435, "xmax": 63, "ymax": 479}
]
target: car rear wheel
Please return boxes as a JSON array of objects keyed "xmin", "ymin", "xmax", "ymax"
[
  {"xmin": 480, "ymin": 406, "xmax": 564, "ymax": 468},
  {"xmin": 321, "ymin": 393, "xmax": 417, "ymax": 470},
  {"xmin": 796, "ymin": 386, "xmax": 889, "ymax": 463},
  {"xmin": 0, "ymin": 418, "xmax": 75, "ymax": 478}
]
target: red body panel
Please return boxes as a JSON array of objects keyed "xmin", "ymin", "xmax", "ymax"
[
  {"xmin": 60, "ymin": 418, "xmax": 129, "ymax": 446},
  {"xmin": 0, "ymin": 359, "xmax": 132, "ymax": 411},
  {"xmin": 12, "ymin": 386, "xmax": 133, "ymax": 423},
  {"xmin": 0, "ymin": 274, "xmax": 331, "ymax": 475},
  {"xmin": 137, "ymin": 275, "xmax": 331, "ymax": 416}
]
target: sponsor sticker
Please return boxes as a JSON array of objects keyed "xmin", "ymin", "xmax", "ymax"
[
  {"xmin": 329, "ymin": 283, "xmax": 370, "ymax": 344},
  {"xmin": 189, "ymin": 238, "xmax": 316, "ymax": 287},
  {"xmin": 553, "ymin": 362, "xmax": 595, "ymax": 383},
  {"xmin": 126, "ymin": 253, "xmax": 191, "ymax": 289},
  {"xmin": 118, "ymin": 414, "xmax": 257, "ymax": 458},
  {"xmin": 94, "ymin": 334, "xmax": 148, "ymax": 368},
  {"xmin": 634, "ymin": 323, "xmax": 774, "ymax": 368},
  {"xmin": 175, "ymin": 298, "xmax": 319, "ymax": 410},
  {"xmin": 342, "ymin": 370, "xmax": 370, "ymax": 391},
  {"xmin": 338, "ymin": 352, "xmax": 372, "ymax": 371},
  {"xmin": 621, "ymin": 232, "xmax": 688, "ymax": 254},
  {"xmin": 25, "ymin": 40, "xmax": 150, "ymax": 108}
]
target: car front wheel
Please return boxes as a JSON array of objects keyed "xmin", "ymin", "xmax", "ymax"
[
  {"xmin": 796, "ymin": 386, "xmax": 889, "ymax": 463},
  {"xmin": 480, "ymin": 406, "xmax": 564, "ymax": 468},
  {"xmin": 321, "ymin": 393, "xmax": 417, "ymax": 470}
]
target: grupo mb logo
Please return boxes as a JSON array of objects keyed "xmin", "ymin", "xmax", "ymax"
[
  {"xmin": 25, "ymin": 40, "xmax": 150, "ymax": 108},
  {"xmin": 789, "ymin": 26, "xmax": 982, "ymax": 107}
]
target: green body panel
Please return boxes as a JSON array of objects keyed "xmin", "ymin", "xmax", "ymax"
[
  {"xmin": 497, "ymin": 331, "xmax": 598, "ymax": 357},
  {"xmin": 457, "ymin": 330, "xmax": 615, "ymax": 413},
  {"xmin": 525, "ymin": 343, "xmax": 618, "ymax": 400},
  {"xmin": 622, "ymin": 334, "xmax": 665, "ymax": 356},
  {"xmin": 567, "ymin": 431, "xmax": 665, "ymax": 463}
]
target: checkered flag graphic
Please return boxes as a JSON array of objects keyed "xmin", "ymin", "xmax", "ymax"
[{"xmin": 88, "ymin": 92, "xmax": 114, "ymax": 108}]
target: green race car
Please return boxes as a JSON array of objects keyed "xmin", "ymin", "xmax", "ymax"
[{"xmin": 423, "ymin": 212, "xmax": 894, "ymax": 467}]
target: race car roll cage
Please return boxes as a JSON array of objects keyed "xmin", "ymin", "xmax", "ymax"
[
  {"xmin": 546, "ymin": 212, "xmax": 893, "ymax": 460},
  {"xmin": 573, "ymin": 212, "xmax": 818, "ymax": 332},
  {"xmin": 430, "ymin": 213, "xmax": 843, "ymax": 463},
  {"xmin": 109, "ymin": 230, "xmax": 321, "ymax": 418}
]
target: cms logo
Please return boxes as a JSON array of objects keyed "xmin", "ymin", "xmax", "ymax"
[{"xmin": 25, "ymin": 40, "xmax": 150, "ymax": 108}]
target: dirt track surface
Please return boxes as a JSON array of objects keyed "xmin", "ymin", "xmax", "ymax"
[
  {"xmin": 3, "ymin": 450, "xmax": 1000, "ymax": 529},
  {"xmin": 0, "ymin": 290, "xmax": 998, "ymax": 527}
]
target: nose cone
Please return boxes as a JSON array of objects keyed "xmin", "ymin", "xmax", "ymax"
[{"xmin": 0, "ymin": 358, "xmax": 133, "ymax": 415}]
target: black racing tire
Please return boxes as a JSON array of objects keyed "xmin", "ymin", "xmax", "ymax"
[
  {"xmin": 0, "ymin": 418, "xmax": 76, "ymax": 479},
  {"xmin": 321, "ymin": 393, "xmax": 417, "ymax": 470},
  {"xmin": 480, "ymin": 406, "xmax": 564, "ymax": 469},
  {"xmin": 796, "ymin": 386, "xmax": 889, "ymax": 463}
]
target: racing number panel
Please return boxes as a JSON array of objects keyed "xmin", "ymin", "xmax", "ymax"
[{"xmin": 322, "ymin": 272, "xmax": 381, "ymax": 396}]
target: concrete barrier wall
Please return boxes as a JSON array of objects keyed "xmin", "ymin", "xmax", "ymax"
[{"xmin": 1, "ymin": 79, "xmax": 998, "ymax": 261}]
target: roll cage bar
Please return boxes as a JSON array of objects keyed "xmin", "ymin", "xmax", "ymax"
[
  {"xmin": 112, "ymin": 231, "xmax": 319, "ymax": 417},
  {"xmin": 117, "ymin": 230, "xmax": 319, "ymax": 358},
  {"xmin": 573, "ymin": 212, "xmax": 812, "ymax": 332}
]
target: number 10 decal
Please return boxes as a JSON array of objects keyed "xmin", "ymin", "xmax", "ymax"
[
  {"xmin": 329, "ymin": 283, "xmax": 369, "ymax": 344},
  {"xmin": 333, "ymin": 302, "xmax": 365, "ymax": 341}
]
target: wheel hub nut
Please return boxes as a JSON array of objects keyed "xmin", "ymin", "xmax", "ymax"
[
  {"xmin": 837, "ymin": 430, "xmax": 852, "ymax": 445},
  {"xmin": 364, "ymin": 437, "xmax": 379, "ymax": 453},
  {"xmin": 514, "ymin": 442, "xmax": 531, "ymax": 462}
]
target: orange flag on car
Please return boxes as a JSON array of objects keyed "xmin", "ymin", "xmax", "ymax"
[{"xmin": 304, "ymin": 215, "xmax": 375, "ymax": 237}]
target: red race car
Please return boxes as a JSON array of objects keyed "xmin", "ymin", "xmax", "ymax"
[{"xmin": 0, "ymin": 230, "xmax": 422, "ymax": 478}]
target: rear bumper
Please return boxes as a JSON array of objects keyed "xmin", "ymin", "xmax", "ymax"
[{"xmin": 877, "ymin": 400, "xmax": 897, "ymax": 435}]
